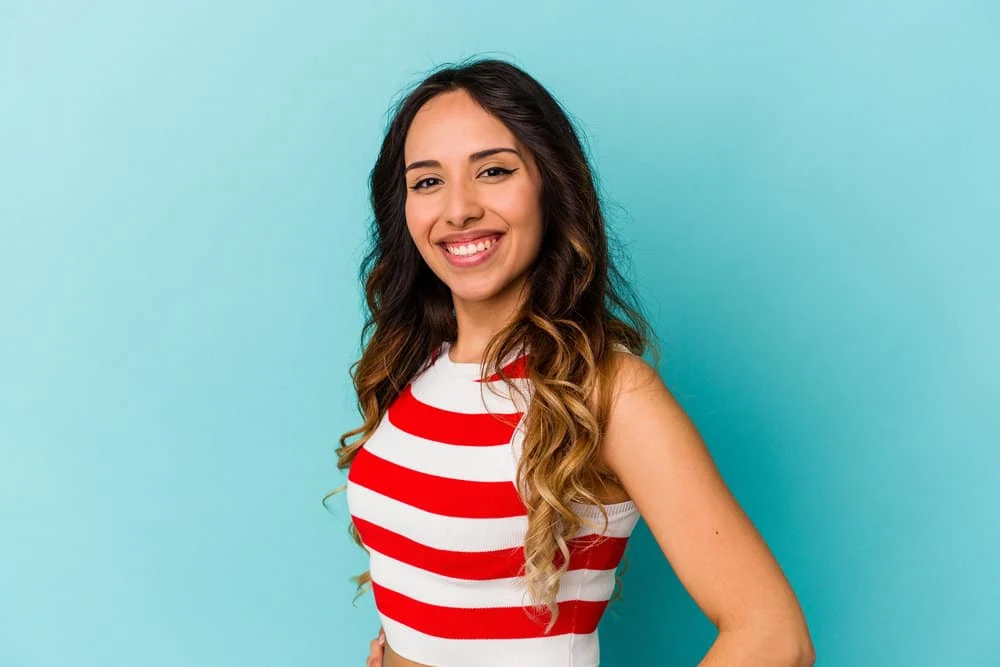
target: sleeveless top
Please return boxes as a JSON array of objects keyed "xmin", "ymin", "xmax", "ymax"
[{"xmin": 345, "ymin": 340, "xmax": 641, "ymax": 666}]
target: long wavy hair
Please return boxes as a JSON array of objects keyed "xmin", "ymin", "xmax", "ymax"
[{"xmin": 327, "ymin": 56, "xmax": 659, "ymax": 631}]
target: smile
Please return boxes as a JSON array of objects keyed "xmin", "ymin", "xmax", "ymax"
[{"xmin": 439, "ymin": 234, "xmax": 503, "ymax": 267}]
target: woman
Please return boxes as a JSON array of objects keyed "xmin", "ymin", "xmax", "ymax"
[{"xmin": 334, "ymin": 58, "xmax": 815, "ymax": 666}]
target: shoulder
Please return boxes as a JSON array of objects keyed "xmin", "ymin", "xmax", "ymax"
[
  {"xmin": 600, "ymin": 348, "xmax": 698, "ymax": 473},
  {"xmin": 605, "ymin": 346, "xmax": 664, "ymax": 409}
]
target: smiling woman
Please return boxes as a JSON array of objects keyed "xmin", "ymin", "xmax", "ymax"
[
  {"xmin": 327, "ymin": 57, "xmax": 815, "ymax": 667},
  {"xmin": 403, "ymin": 89, "xmax": 544, "ymax": 309}
]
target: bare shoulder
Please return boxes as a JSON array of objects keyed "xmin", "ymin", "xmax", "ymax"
[
  {"xmin": 606, "ymin": 347, "xmax": 664, "ymax": 397},
  {"xmin": 597, "ymin": 348, "xmax": 699, "ymax": 492},
  {"xmin": 603, "ymin": 348, "xmax": 683, "ymax": 431},
  {"xmin": 600, "ymin": 347, "xmax": 720, "ymax": 510}
]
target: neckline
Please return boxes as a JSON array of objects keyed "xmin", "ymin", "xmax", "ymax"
[
  {"xmin": 435, "ymin": 340, "xmax": 527, "ymax": 379},
  {"xmin": 440, "ymin": 340, "xmax": 483, "ymax": 367},
  {"xmin": 435, "ymin": 340, "xmax": 491, "ymax": 378}
]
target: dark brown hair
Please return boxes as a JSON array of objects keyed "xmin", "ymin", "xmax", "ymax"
[{"xmin": 328, "ymin": 56, "xmax": 658, "ymax": 630}]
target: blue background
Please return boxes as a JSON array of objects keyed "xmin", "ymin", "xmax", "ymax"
[{"xmin": 2, "ymin": 1, "xmax": 997, "ymax": 665}]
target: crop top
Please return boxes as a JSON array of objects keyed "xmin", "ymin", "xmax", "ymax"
[{"xmin": 345, "ymin": 340, "xmax": 641, "ymax": 666}]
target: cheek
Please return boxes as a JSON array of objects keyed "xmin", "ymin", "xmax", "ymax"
[
  {"xmin": 404, "ymin": 198, "xmax": 436, "ymax": 241},
  {"xmin": 492, "ymin": 183, "xmax": 543, "ymax": 233}
]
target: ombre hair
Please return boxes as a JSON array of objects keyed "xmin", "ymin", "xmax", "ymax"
[{"xmin": 327, "ymin": 56, "xmax": 659, "ymax": 631}]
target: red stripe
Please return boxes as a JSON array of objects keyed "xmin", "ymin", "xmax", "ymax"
[
  {"xmin": 349, "ymin": 448, "xmax": 528, "ymax": 518},
  {"xmin": 389, "ymin": 384, "xmax": 522, "ymax": 446},
  {"xmin": 351, "ymin": 517, "xmax": 629, "ymax": 579},
  {"xmin": 372, "ymin": 581, "xmax": 609, "ymax": 639},
  {"xmin": 479, "ymin": 353, "xmax": 530, "ymax": 382}
]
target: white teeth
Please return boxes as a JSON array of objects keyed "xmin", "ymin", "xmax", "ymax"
[{"xmin": 446, "ymin": 236, "xmax": 498, "ymax": 256}]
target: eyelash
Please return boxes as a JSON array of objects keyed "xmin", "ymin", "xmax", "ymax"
[{"xmin": 409, "ymin": 166, "xmax": 517, "ymax": 191}]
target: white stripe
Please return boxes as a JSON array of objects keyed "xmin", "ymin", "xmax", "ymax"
[
  {"xmin": 365, "ymin": 421, "xmax": 640, "ymax": 536},
  {"xmin": 380, "ymin": 615, "xmax": 600, "ymax": 667},
  {"xmin": 365, "ymin": 413, "xmax": 517, "ymax": 482},
  {"xmin": 347, "ymin": 482, "xmax": 640, "ymax": 552},
  {"xmin": 569, "ymin": 500, "xmax": 642, "ymax": 538},
  {"xmin": 411, "ymin": 366, "xmax": 533, "ymax": 414},
  {"xmin": 369, "ymin": 547, "xmax": 616, "ymax": 608}
]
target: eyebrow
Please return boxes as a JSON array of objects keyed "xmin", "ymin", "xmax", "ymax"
[{"xmin": 404, "ymin": 147, "xmax": 521, "ymax": 173}]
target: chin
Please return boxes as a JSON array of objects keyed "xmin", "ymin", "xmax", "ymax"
[
  {"xmin": 448, "ymin": 286, "xmax": 503, "ymax": 304},
  {"xmin": 446, "ymin": 276, "xmax": 520, "ymax": 303}
]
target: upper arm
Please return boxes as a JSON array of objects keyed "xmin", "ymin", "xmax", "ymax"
[{"xmin": 601, "ymin": 352, "xmax": 809, "ymax": 635}]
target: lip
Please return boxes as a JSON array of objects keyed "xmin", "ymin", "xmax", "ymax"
[{"xmin": 438, "ymin": 233, "xmax": 503, "ymax": 268}]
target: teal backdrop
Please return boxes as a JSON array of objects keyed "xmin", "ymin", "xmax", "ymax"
[{"xmin": 2, "ymin": 1, "xmax": 997, "ymax": 665}]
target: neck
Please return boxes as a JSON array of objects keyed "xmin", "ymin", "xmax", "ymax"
[{"xmin": 449, "ymin": 278, "xmax": 528, "ymax": 363}]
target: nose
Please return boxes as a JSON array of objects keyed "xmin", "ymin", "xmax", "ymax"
[{"xmin": 444, "ymin": 177, "xmax": 484, "ymax": 227}]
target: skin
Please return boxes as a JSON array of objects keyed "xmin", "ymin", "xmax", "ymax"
[
  {"xmin": 403, "ymin": 88, "xmax": 545, "ymax": 363},
  {"xmin": 365, "ymin": 88, "xmax": 815, "ymax": 667}
]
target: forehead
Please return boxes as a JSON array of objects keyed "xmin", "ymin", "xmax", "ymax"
[{"xmin": 404, "ymin": 89, "xmax": 519, "ymax": 161}]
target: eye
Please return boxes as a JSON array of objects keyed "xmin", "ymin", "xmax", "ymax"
[
  {"xmin": 410, "ymin": 177, "xmax": 441, "ymax": 191},
  {"xmin": 481, "ymin": 166, "xmax": 517, "ymax": 178}
]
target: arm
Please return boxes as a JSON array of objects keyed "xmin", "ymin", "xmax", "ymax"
[{"xmin": 601, "ymin": 353, "xmax": 815, "ymax": 666}]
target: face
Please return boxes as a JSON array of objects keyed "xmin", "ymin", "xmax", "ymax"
[{"xmin": 403, "ymin": 88, "xmax": 545, "ymax": 311}]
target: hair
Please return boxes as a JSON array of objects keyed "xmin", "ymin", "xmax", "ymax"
[{"xmin": 325, "ymin": 56, "xmax": 659, "ymax": 632}]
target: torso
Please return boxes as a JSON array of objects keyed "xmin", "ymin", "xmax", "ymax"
[
  {"xmin": 381, "ymin": 479, "xmax": 630, "ymax": 667},
  {"xmin": 348, "ymin": 341, "xmax": 638, "ymax": 667}
]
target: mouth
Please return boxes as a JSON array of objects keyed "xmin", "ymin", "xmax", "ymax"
[{"xmin": 438, "ymin": 233, "xmax": 504, "ymax": 268}]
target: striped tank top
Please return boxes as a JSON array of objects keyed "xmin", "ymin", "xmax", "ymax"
[{"xmin": 345, "ymin": 340, "xmax": 640, "ymax": 666}]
